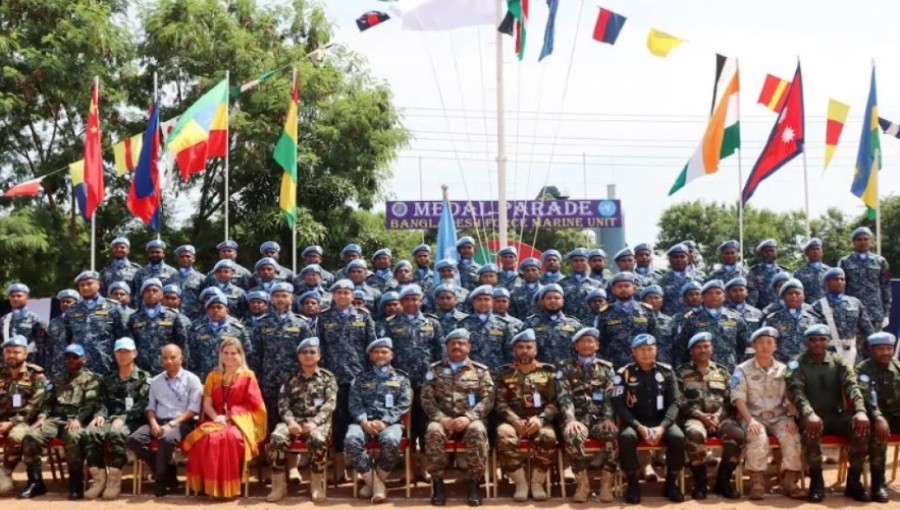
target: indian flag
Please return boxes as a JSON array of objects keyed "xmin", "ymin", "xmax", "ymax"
[
  {"xmin": 273, "ymin": 74, "xmax": 299, "ymax": 227},
  {"xmin": 669, "ymin": 57, "xmax": 741, "ymax": 195}
]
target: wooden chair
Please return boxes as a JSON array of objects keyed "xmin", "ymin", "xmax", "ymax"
[
  {"xmin": 286, "ymin": 431, "xmax": 333, "ymax": 498},
  {"xmin": 442, "ymin": 438, "xmax": 493, "ymax": 499},
  {"xmin": 887, "ymin": 434, "xmax": 900, "ymax": 482},
  {"xmin": 350, "ymin": 412, "xmax": 413, "ymax": 498},
  {"xmin": 490, "ymin": 438, "xmax": 558, "ymax": 498}
]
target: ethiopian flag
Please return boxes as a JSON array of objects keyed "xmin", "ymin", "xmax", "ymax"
[
  {"xmin": 273, "ymin": 74, "xmax": 299, "ymax": 227},
  {"xmin": 669, "ymin": 56, "xmax": 741, "ymax": 195},
  {"xmin": 165, "ymin": 78, "xmax": 229, "ymax": 181}
]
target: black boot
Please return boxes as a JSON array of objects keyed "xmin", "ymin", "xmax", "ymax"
[
  {"xmin": 18, "ymin": 465, "xmax": 46, "ymax": 499},
  {"xmin": 713, "ymin": 461, "xmax": 741, "ymax": 499},
  {"xmin": 430, "ymin": 476, "xmax": 446, "ymax": 506},
  {"xmin": 808, "ymin": 469, "xmax": 825, "ymax": 502},
  {"xmin": 871, "ymin": 469, "xmax": 889, "ymax": 503},
  {"xmin": 665, "ymin": 471, "xmax": 685, "ymax": 502},
  {"xmin": 691, "ymin": 466, "xmax": 708, "ymax": 499},
  {"xmin": 68, "ymin": 466, "xmax": 85, "ymax": 500},
  {"xmin": 625, "ymin": 471, "xmax": 641, "ymax": 504},
  {"xmin": 466, "ymin": 479, "xmax": 482, "ymax": 506},
  {"xmin": 844, "ymin": 468, "xmax": 871, "ymax": 502}
]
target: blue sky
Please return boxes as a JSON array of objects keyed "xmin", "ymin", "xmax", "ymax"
[{"xmin": 314, "ymin": 0, "xmax": 900, "ymax": 247}]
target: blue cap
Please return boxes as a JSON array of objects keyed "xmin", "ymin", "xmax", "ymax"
[
  {"xmin": 470, "ymin": 285, "xmax": 494, "ymax": 299},
  {"xmin": 823, "ymin": 267, "xmax": 845, "ymax": 281},
  {"xmin": 724, "ymin": 277, "xmax": 747, "ymax": 290},
  {"xmin": 779, "ymin": 278, "xmax": 804, "ymax": 297},
  {"xmin": 750, "ymin": 327, "xmax": 779, "ymax": 343},
  {"xmin": 367, "ymin": 337, "xmax": 393, "ymax": 353},
  {"xmin": 630, "ymin": 334, "xmax": 656, "ymax": 349},
  {"xmin": 146, "ymin": 240, "xmax": 166, "ymax": 251},
  {"xmin": 536, "ymin": 283, "xmax": 564, "ymax": 300},
  {"xmin": 260, "ymin": 241, "xmax": 281, "ymax": 253},
  {"xmin": 301, "ymin": 264, "xmax": 322, "ymax": 276},
  {"xmin": 802, "ymin": 238, "xmax": 822, "ymax": 251},
  {"xmin": 109, "ymin": 281, "xmax": 131, "ymax": 295},
  {"xmin": 498, "ymin": 246, "xmax": 518, "ymax": 257},
  {"xmin": 346, "ymin": 259, "xmax": 367, "ymax": 271},
  {"xmin": 493, "ymin": 287, "xmax": 511, "ymax": 299},
  {"xmin": 586, "ymin": 288, "xmax": 607, "ymax": 303},
  {"xmin": 379, "ymin": 291, "xmax": 400, "ymax": 306},
  {"xmin": 373, "ymin": 248, "xmax": 392, "ymax": 259},
  {"xmin": 302, "ymin": 245, "xmax": 323, "ymax": 257},
  {"xmin": 254, "ymin": 257, "xmax": 277, "ymax": 271},
  {"xmin": 611, "ymin": 272, "xmax": 635, "ymax": 285},
  {"xmin": 5, "ymin": 283, "xmax": 29, "ymax": 295},
  {"xmin": 510, "ymin": 328, "xmax": 537, "ymax": 346},
  {"xmin": 567, "ymin": 248, "xmax": 589, "ymax": 260},
  {"xmin": 680, "ymin": 281, "xmax": 702, "ymax": 297},
  {"xmin": 217, "ymin": 240, "xmax": 239, "ymax": 250},
  {"xmin": 478, "ymin": 263, "xmax": 498, "ymax": 275},
  {"xmin": 140, "ymin": 278, "xmax": 163, "ymax": 294},
  {"xmin": 804, "ymin": 324, "xmax": 830, "ymax": 338},
  {"xmin": 114, "ymin": 337, "xmax": 137, "ymax": 351},
  {"xmin": 867, "ymin": 332, "xmax": 896, "ymax": 347},
  {"xmin": 701, "ymin": 279, "xmax": 725, "ymax": 293},
  {"xmin": 1, "ymin": 335, "xmax": 28, "ymax": 349},
  {"xmin": 572, "ymin": 327, "xmax": 600, "ymax": 344},
  {"xmin": 435, "ymin": 259, "xmax": 457, "ymax": 272},
  {"xmin": 352, "ymin": 290, "xmax": 366, "ymax": 300},
  {"xmin": 687, "ymin": 332, "xmax": 713, "ymax": 349},
  {"xmin": 271, "ymin": 282, "xmax": 294, "ymax": 295},
  {"xmin": 852, "ymin": 226, "xmax": 874, "ymax": 240},
  {"xmin": 639, "ymin": 285, "xmax": 664, "ymax": 300},
  {"xmin": 297, "ymin": 337, "xmax": 321, "ymax": 351},
  {"xmin": 771, "ymin": 272, "xmax": 791, "ymax": 289},
  {"xmin": 205, "ymin": 294, "xmax": 228, "ymax": 308},
  {"xmin": 330, "ymin": 279, "xmax": 354, "ymax": 292},
  {"xmin": 393, "ymin": 260, "xmax": 412, "ymax": 272},
  {"xmin": 614, "ymin": 247, "xmax": 634, "ymax": 261},
  {"xmin": 542, "ymin": 250, "xmax": 561, "ymax": 262},
  {"xmin": 456, "ymin": 236, "xmax": 476, "ymax": 248},
  {"xmin": 74, "ymin": 270, "xmax": 100, "ymax": 284},
  {"xmin": 432, "ymin": 283, "xmax": 457, "ymax": 298},
  {"xmin": 412, "ymin": 244, "xmax": 431, "ymax": 255},
  {"xmin": 445, "ymin": 328, "xmax": 471, "ymax": 343},
  {"xmin": 718, "ymin": 240, "xmax": 740, "ymax": 252},
  {"xmin": 110, "ymin": 237, "xmax": 130, "ymax": 247},
  {"xmin": 683, "ymin": 240, "xmax": 697, "ymax": 250},
  {"xmin": 199, "ymin": 287, "xmax": 225, "ymax": 301},
  {"xmin": 756, "ymin": 238, "xmax": 777, "ymax": 251},
  {"xmin": 588, "ymin": 248, "xmax": 607, "ymax": 260},
  {"xmin": 162, "ymin": 284, "xmax": 181, "ymax": 296},
  {"xmin": 298, "ymin": 290, "xmax": 322, "ymax": 304},
  {"xmin": 519, "ymin": 257, "xmax": 541, "ymax": 270},
  {"xmin": 213, "ymin": 259, "xmax": 236, "ymax": 272},
  {"xmin": 399, "ymin": 284, "xmax": 424, "ymax": 299},
  {"xmin": 666, "ymin": 244, "xmax": 688, "ymax": 256},
  {"xmin": 634, "ymin": 243, "xmax": 652, "ymax": 254},
  {"xmin": 64, "ymin": 344, "xmax": 86, "ymax": 357},
  {"xmin": 56, "ymin": 289, "xmax": 79, "ymax": 301},
  {"xmin": 174, "ymin": 244, "xmax": 196, "ymax": 256},
  {"xmin": 341, "ymin": 244, "xmax": 362, "ymax": 257}
]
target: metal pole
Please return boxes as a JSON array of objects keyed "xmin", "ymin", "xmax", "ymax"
[
  {"xmin": 735, "ymin": 60, "xmax": 745, "ymax": 266},
  {"xmin": 496, "ymin": 0, "xmax": 508, "ymax": 248},
  {"xmin": 224, "ymin": 70, "xmax": 231, "ymax": 241},
  {"xmin": 419, "ymin": 157, "xmax": 425, "ymax": 244},
  {"xmin": 291, "ymin": 67, "xmax": 298, "ymax": 273},
  {"xmin": 154, "ymin": 71, "xmax": 162, "ymax": 241}
]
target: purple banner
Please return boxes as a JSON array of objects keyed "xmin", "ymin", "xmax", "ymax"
[{"xmin": 385, "ymin": 199, "xmax": 623, "ymax": 230}]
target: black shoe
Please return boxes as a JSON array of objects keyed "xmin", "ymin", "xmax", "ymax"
[
  {"xmin": 165, "ymin": 465, "xmax": 180, "ymax": 490},
  {"xmin": 808, "ymin": 469, "xmax": 825, "ymax": 503},
  {"xmin": 625, "ymin": 472, "xmax": 641, "ymax": 504},
  {"xmin": 68, "ymin": 467, "xmax": 85, "ymax": 500},
  {"xmin": 714, "ymin": 461, "xmax": 741, "ymax": 499},
  {"xmin": 691, "ymin": 466, "xmax": 708, "ymax": 500},
  {"xmin": 154, "ymin": 484, "xmax": 169, "ymax": 497},
  {"xmin": 18, "ymin": 465, "xmax": 46, "ymax": 499},
  {"xmin": 845, "ymin": 468, "xmax": 871, "ymax": 502},
  {"xmin": 466, "ymin": 479, "xmax": 482, "ymax": 506},
  {"xmin": 430, "ymin": 477, "xmax": 446, "ymax": 506},
  {"xmin": 871, "ymin": 469, "xmax": 890, "ymax": 503},
  {"xmin": 665, "ymin": 472, "xmax": 685, "ymax": 503}
]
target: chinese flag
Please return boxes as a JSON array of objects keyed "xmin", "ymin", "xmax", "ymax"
[{"xmin": 83, "ymin": 79, "xmax": 104, "ymax": 220}]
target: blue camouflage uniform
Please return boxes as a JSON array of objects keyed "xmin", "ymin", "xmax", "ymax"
[
  {"xmin": 132, "ymin": 263, "xmax": 179, "ymax": 306},
  {"xmin": 524, "ymin": 310, "xmax": 583, "ymax": 365},
  {"xmin": 171, "ymin": 266, "xmax": 206, "ymax": 321},
  {"xmin": 1, "ymin": 300, "xmax": 47, "ymax": 365},
  {"xmin": 811, "ymin": 284, "xmax": 875, "ymax": 360},
  {"xmin": 206, "ymin": 280, "xmax": 248, "ymax": 319},
  {"xmin": 255, "ymin": 311, "xmax": 313, "ymax": 425},
  {"xmin": 762, "ymin": 307, "xmax": 823, "ymax": 363},
  {"xmin": 839, "ymin": 250, "xmax": 892, "ymax": 328},
  {"xmin": 99, "ymin": 259, "xmax": 141, "ymax": 297},
  {"xmin": 658, "ymin": 270, "xmax": 700, "ymax": 316},
  {"xmin": 509, "ymin": 282, "xmax": 540, "ymax": 320},
  {"xmin": 595, "ymin": 300, "xmax": 658, "ymax": 369},
  {"xmin": 558, "ymin": 250, "xmax": 602, "ymax": 323},
  {"xmin": 674, "ymin": 307, "xmax": 748, "ymax": 370},
  {"xmin": 457, "ymin": 313, "xmax": 513, "ymax": 369},
  {"xmin": 707, "ymin": 265, "xmax": 747, "ymax": 285},
  {"xmin": 794, "ymin": 262, "xmax": 830, "ymax": 304},
  {"xmin": 127, "ymin": 305, "xmax": 191, "ymax": 374},
  {"xmin": 378, "ymin": 313, "xmax": 444, "ymax": 388},
  {"xmin": 64, "ymin": 279, "xmax": 128, "ymax": 376},
  {"xmin": 185, "ymin": 315, "xmax": 249, "ymax": 381},
  {"xmin": 747, "ymin": 262, "xmax": 789, "ymax": 310}
]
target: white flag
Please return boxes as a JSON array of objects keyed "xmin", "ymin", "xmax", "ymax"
[{"xmin": 390, "ymin": 0, "xmax": 496, "ymax": 31}]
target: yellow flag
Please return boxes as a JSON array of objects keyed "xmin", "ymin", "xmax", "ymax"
[{"xmin": 647, "ymin": 28, "xmax": 684, "ymax": 57}]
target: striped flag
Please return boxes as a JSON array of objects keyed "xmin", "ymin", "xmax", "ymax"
[
  {"xmin": 824, "ymin": 99, "xmax": 850, "ymax": 170},
  {"xmin": 592, "ymin": 8, "xmax": 626, "ymax": 44},
  {"xmin": 273, "ymin": 74, "xmax": 299, "ymax": 227},
  {"xmin": 851, "ymin": 67, "xmax": 881, "ymax": 219},
  {"xmin": 879, "ymin": 117, "xmax": 900, "ymax": 139},
  {"xmin": 758, "ymin": 74, "xmax": 790, "ymax": 112},
  {"xmin": 69, "ymin": 160, "xmax": 87, "ymax": 221},
  {"xmin": 113, "ymin": 134, "xmax": 144, "ymax": 175}
]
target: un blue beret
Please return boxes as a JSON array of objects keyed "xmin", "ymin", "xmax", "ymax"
[
  {"xmin": 802, "ymin": 237, "xmax": 822, "ymax": 251},
  {"xmin": 851, "ymin": 226, "xmax": 874, "ymax": 240},
  {"xmin": 346, "ymin": 259, "xmax": 367, "ymax": 271},
  {"xmin": 667, "ymin": 244, "xmax": 688, "ymax": 256},
  {"xmin": 586, "ymin": 288, "xmax": 607, "ymax": 302},
  {"xmin": 717, "ymin": 240, "xmax": 739, "ymax": 252},
  {"xmin": 1, "ymin": 335, "xmax": 28, "ymax": 349},
  {"xmin": 456, "ymin": 236, "xmax": 476, "ymax": 248},
  {"xmin": 639, "ymin": 285, "xmax": 664, "ymax": 300},
  {"xmin": 393, "ymin": 260, "xmax": 412, "ymax": 272},
  {"xmin": 205, "ymin": 294, "xmax": 228, "ymax": 308},
  {"xmin": 445, "ymin": 328, "xmax": 470, "ymax": 343},
  {"xmin": 301, "ymin": 264, "xmax": 322, "ymax": 276},
  {"xmin": 611, "ymin": 272, "xmax": 635, "ymax": 285},
  {"xmin": 542, "ymin": 250, "xmax": 561, "ymax": 262},
  {"xmin": 341, "ymin": 244, "xmax": 363, "ymax": 257},
  {"xmin": 110, "ymin": 237, "xmax": 131, "ymax": 247},
  {"xmin": 367, "ymin": 337, "xmax": 393, "ymax": 353},
  {"xmin": 398, "ymin": 285, "xmax": 423, "ymax": 299},
  {"xmin": 680, "ymin": 281, "xmax": 702, "ymax": 296},
  {"xmin": 614, "ymin": 247, "xmax": 634, "ymax": 261},
  {"xmin": 146, "ymin": 240, "xmax": 166, "ymax": 251},
  {"xmin": 254, "ymin": 257, "xmax": 277, "ymax": 271},
  {"xmin": 302, "ymin": 245, "xmax": 323, "ymax": 257},
  {"xmin": 771, "ymin": 272, "xmax": 791, "ymax": 289},
  {"xmin": 867, "ymin": 332, "xmax": 896, "ymax": 347},
  {"xmin": 701, "ymin": 279, "xmax": 725, "ymax": 293},
  {"xmin": 352, "ymin": 290, "xmax": 367, "ymax": 300},
  {"xmin": 260, "ymin": 241, "xmax": 281, "ymax": 253},
  {"xmin": 373, "ymin": 248, "xmax": 393, "ymax": 259},
  {"xmin": 478, "ymin": 264, "xmax": 498, "ymax": 275},
  {"xmin": 109, "ymin": 281, "xmax": 131, "ymax": 295},
  {"xmin": 64, "ymin": 344, "xmax": 86, "ymax": 357},
  {"xmin": 213, "ymin": 259, "xmax": 236, "ymax": 272},
  {"xmin": 688, "ymin": 332, "xmax": 713, "ymax": 349},
  {"xmin": 536, "ymin": 283, "xmax": 564, "ymax": 300},
  {"xmin": 756, "ymin": 239, "xmax": 777, "ymax": 251},
  {"xmin": 498, "ymin": 246, "xmax": 518, "ymax": 257},
  {"xmin": 432, "ymin": 283, "xmax": 457, "ymax": 298},
  {"xmin": 330, "ymin": 279, "xmax": 355, "ymax": 292},
  {"xmin": 567, "ymin": 248, "xmax": 589, "ymax": 260},
  {"xmin": 5, "ymin": 283, "xmax": 29, "ymax": 295},
  {"xmin": 633, "ymin": 243, "xmax": 652, "ymax": 254},
  {"xmin": 162, "ymin": 284, "xmax": 181, "ymax": 296},
  {"xmin": 114, "ymin": 337, "xmax": 136, "ymax": 351},
  {"xmin": 823, "ymin": 267, "xmax": 845, "ymax": 281},
  {"xmin": 510, "ymin": 328, "xmax": 537, "ymax": 346},
  {"xmin": 199, "ymin": 287, "xmax": 225, "ymax": 301},
  {"xmin": 297, "ymin": 337, "xmax": 320, "ymax": 351},
  {"xmin": 435, "ymin": 259, "xmax": 457, "ymax": 272},
  {"xmin": 631, "ymin": 334, "xmax": 656, "ymax": 349},
  {"xmin": 74, "ymin": 270, "xmax": 100, "ymax": 284},
  {"xmin": 804, "ymin": 324, "xmax": 830, "ymax": 337},
  {"xmin": 271, "ymin": 282, "xmax": 294, "ymax": 294},
  {"xmin": 139, "ymin": 278, "xmax": 162, "ymax": 294},
  {"xmin": 298, "ymin": 290, "xmax": 321, "ymax": 304},
  {"xmin": 379, "ymin": 291, "xmax": 400, "ymax": 306},
  {"xmin": 493, "ymin": 287, "xmax": 511, "ymax": 299},
  {"xmin": 572, "ymin": 327, "xmax": 600, "ymax": 344},
  {"xmin": 56, "ymin": 289, "xmax": 79, "ymax": 301},
  {"xmin": 217, "ymin": 240, "xmax": 239, "ymax": 250},
  {"xmin": 588, "ymin": 249, "xmax": 607, "ymax": 260},
  {"xmin": 724, "ymin": 277, "xmax": 747, "ymax": 290},
  {"xmin": 174, "ymin": 244, "xmax": 196, "ymax": 255},
  {"xmin": 779, "ymin": 278, "xmax": 804, "ymax": 297},
  {"xmin": 412, "ymin": 244, "xmax": 431, "ymax": 255},
  {"xmin": 470, "ymin": 285, "xmax": 494, "ymax": 299},
  {"xmin": 519, "ymin": 258, "xmax": 541, "ymax": 270},
  {"xmin": 750, "ymin": 327, "xmax": 779, "ymax": 342}
]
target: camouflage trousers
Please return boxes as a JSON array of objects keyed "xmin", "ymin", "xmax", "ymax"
[
  {"xmin": 743, "ymin": 415, "xmax": 801, "ymax": 472},
  {"xmin": 869, "ymin": 416, "xmax": 900, "ymax": 471},
  {"xmin": 22, "ymin": 418, "xmax": 85, "ymax": 467},
  {"xmin": 2, "ymin": 423, "xmax": 31, "ymax": 470},
  {"xmin": 801, "ymin": 413, "xmax": 867, "ymax": 471},
  {"xmin": 83, "ymin": 422, "xmax": 133, "ymax": 469},
  {"xmin": 684, "ymin": 417, "xmax": 745, "ymax": 466},
  {"xmin": 424, "ymin": 420, "xmax": 488, "ymax": 478},
  {"xmin": 344, "ymin": 423, "xmax": 403, "ymax": 474},
  {"xmin": 562, "ymin": 419, "xmax": 617, "ymax": 473},
  {"xmin": 496, "ymin": 423, "xmax": 558, "ymax": 472},
  {"xmin": 267, "ymin": 422, "xmax": 331, "ymax": 473}
]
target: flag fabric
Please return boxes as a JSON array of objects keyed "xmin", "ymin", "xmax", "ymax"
[
  {"xmin": 538, "ymin": 0, "xmax": 559, "ymax": 61},
  {"xmin": 824, "ymin": 99, "xmax": 850, "ymax": 170},
  {"xmin": 83, "ymin": 80, "xmax": 104, "ymax": 220},
  {"xmin": 113, "ymin": 134, "xmax": 143, "ymax": 175},
  {"xmin": 229, "ymin": 69, "xmax": 277, "ymax": 100},
  {"xmin": 711, "ymin": 54, "xmax": 728, "ymax": 115},
  {"xmin": 503, "ymin": 0, "xmax": 529, "ymax": 61},
  {"xmin": 742, "ymin": 64, "xmax": 805, "ymax": 204},
  {"xmin": 851, "ymin": 68, "xmax": 881, "ymax": 219},
  {"xmin": 127, "ymin": 99, "xmax": 162, "ymax": 232},
  {"xmin": 69, "ymin": 160, "xmax": 88, "ymax": 221},
  {"xmin": 646, "ymin": 28, "xmax": 684, "ymax": 57},
  {"xmin": 436, "ymin": 196, "xmax": 459, "ymax": 263},
  {"xmin": 356, "ymin": 11, "xmax": 391, "ymax": 32},
  {"xmin": 757, "ymin": 74, "xmax": 790, "ymax": 112},
  {"xmin": 592, "ymin": 8, "xmax": 626, "ymax": 44},
  {"xmin": 165, "ymin": 78, "xmax": 229, "ymax": 181},
  {"xmin": 390, "ymin": 0, "xmax": 495, "ymax": 31},
  {"xmin": 669, "ymin": 57, "xmax": 740, "ymax": 195},
  {"xmin": 3, "ymin": 177, "xmax": 43, "ymax": 197},
  {"xmin": 273, "ymin": 75, "xmax": 300, "ymax": 227},
  {"xmin": 878, "ymin": 117, "xmax": 900, "ymax": 139}
]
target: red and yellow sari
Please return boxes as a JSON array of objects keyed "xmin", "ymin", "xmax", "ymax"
[{"xmin": 183, "ymin": 368, "xmax": 267, "ymax": 498}]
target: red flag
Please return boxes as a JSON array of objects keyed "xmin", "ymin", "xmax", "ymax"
[
  {"xmin": 742, "ymin": 64, "xmax": 805, "ymax": 204},
  {"xmin": 3, "ymin": 177, "xmax": 43, "ymax": 197},
  {"xmin": 83, "ymin": 79, "xmax": 104, "ymax": 219}
]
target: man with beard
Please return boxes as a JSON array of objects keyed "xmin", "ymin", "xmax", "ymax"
[
  {"xmin": 596, "ymin": 273, "xmax": 658, "ymax": 369},
  {"xmin": 523, "ymin": 284, "xmax": 582, "ymax": 364},
  {"xmin": 633, "ymin": 243, "xmax": 658, "ymax": 284},
  {"xmin": 131, "ymin": 240, "xmax": 178, "ymax": 305},
  {"xmin": 65, "ymin": 271, "xmax": 128, "ymax": 376},
  {"xmin": 588, "ymin": 249, "xmax": 612, "ymax": 286},
  {"xmin": 794, "ymin": 238, "xmax": 830, "ymax": 304},
  {"xmin": 747, "ymin": 239, "xmax": 789, "ymax": 309},
  {"xmin": 539, "ymin": 250, "xmax": 563, "ymax": 285},
  {"xmin": 412, "ymin": 244, "xmax": 434, "ymax": 288},
  {"xmin": 99, "ymin": 237, "xmax": 141, "ymax": 295}
]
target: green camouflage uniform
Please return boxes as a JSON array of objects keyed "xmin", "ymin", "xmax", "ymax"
[
  {"xmin": 0, "ymin": 363, "xmax": 47, "ymax": 469},
  {"xmin": 856, "ymin": 358, "xmax": 900, "ymax": 470},
  {"xmin": 556, "ymin": 357, "xmax": 617, "ymax": 473},
  {"xmin": 675, "ymin": 361, "xmax": 745, "ymax": 465},
  {"xmin": 494, "ymin": 362, "xmax": 559, "ymax": 472},
  {"xmin": 83, "ymin": 367, "xmax": 151, "ymax": 469}
]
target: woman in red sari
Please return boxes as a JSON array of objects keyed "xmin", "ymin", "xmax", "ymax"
[{"xmin": 183, "ymin": 337, "xmax": 267, "ymax": 498}]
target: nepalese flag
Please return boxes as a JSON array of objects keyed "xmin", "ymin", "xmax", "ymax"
[
  {"xmin": 592, "ymin": 8, "xmax": 626, "ymax": 44},
  {"xmin": 356, "ymin": 11, "xmax": 390, "ymax": 32},
  {"xmin": 113, "ymin": 134, "xmax": 143, "ymax": 175},
  {"xmin": 758, "ymin": 74, "xmax": 790, "ymax": 112},
  {"xmin": 127, "ymin": 99, "xmax": 162, "ymax": 232}
]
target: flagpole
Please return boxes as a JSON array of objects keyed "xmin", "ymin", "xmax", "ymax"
[
  {"xmin": 224, "ymin": 70, "xmax": 231, "ymax": 242},
  {"xmin": 419, "ymin": 157, "xmax": 425, "ymax": 244},
  {"xmin": 733, "ymin": 60, "xmax": 746, "ymax": 266},
  {"xmin": 796, "ymin": 57, "xmax": 811, "ymax": 239},
  {"xmin": 873, "ymin": 59, "xmax": 882, "ymax": 257},
  {"xmin": 291, "ymin": 67, "xmax": 298, "ymax": 274},
  {"xmin": 90, "ymin": 75, "xmax": 99, "ymax": 272},
  {"xmin": 154, "ymin": 71, "xmax": 162, "ymax": 241},
  {"xmin": 496, "ymin": 0, "xmax": 509, "ymax": 248}
]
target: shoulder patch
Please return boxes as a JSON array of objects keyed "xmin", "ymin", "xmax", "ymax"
[
  {"xmin": 597, "ymin": 358, "xmax": 613, "ymax": 368},
  {"xmin": 425, "ymin": 371, "xmax": 435, "ymax": 381},
  {"xmin": 656, "ymin": 362, "xmax": 672, "ymax": 370},
  {"xmin": 386, "ymin": 315, "xmax": 397, "ymax": 322},
  {"xmin": 471, "ymin": 361, "xmax": 489, "ymax": 370},
  {"xmin": 788, "ymin": 360, "xmax": 799, "ymax": 370},
  {"xmin": 729, "ymin": 375, "xmax": 741, "ymax": 388},
  {"xmin": 599, "ymin": 304, "xmax": 609, "ymax": 312},
  {"xmin": 640, "ymin": 302, "xmax": 654, "ymax": 310},
  {"xmin": 684, "ymin": 311, "xmax": 694, "ymax": 319}
]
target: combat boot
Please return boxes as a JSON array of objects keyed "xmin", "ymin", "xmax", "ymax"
[
  {"xmin": 266, "ymin": 471, "xmax": 287, "ymax": 502},
  {"xmin": 0, "ymin": 466, "xmax": 14, "ymax": 496},
  {"xmin": 530, "ymin": 467, "xmax": 548, "ymax": 501},
  {"xmin": 599, "ymin": 470, "xmax": 614, "ymax": 502},
  {"xmin": 430, "ymin": 476, "xmax": 446, "ymax": 506},
  {"xmin": 509, "ymin": 468, "xmax": 529, "ymax": 502},
  {"xmin": 844, "ymin": 468, "xmax": 871, "ymax": 502},
  {"xmin": 664, "ymin": 471, "xmax": 685, "ymax": 502},
  {"xmin": 747, "ymin": 471, "xmax": 765, "ymax": 500},
  {"xmin": 466, "ymin": 479, "xmax": 481, "ymax": 506},
  {"xmin": 330, "ymin": 455, "xmax": 348, "ymax": 484},
  {"xmin": 572, "ymin": 470, "xmax": 590, "ymax": 503},
  {"xmin": 103, "ymin": 467, "xmax": 122, "ymax": 499},
  {"xmin": 691, "ymin": 466, "xmax": 708, "ymax": 499},
  {"xmin": 870, "ymin": 468, "xmax": 889, "ymax": 503},
  {"xmin": 18, "ymin": 464, "xmax": 46, "ymax": 498},
  {"xmin": 68, "ymin": 465, "xmax": 85, "ymax": 500},
  {"xmin": 807, "ymin": 468, "xmax": 825, "ymax": 502},
  {"xmin": 373, "ymin": 468, "xmax": 389, "ymax": 503},
  {"xmin": 713, "ymin": 460, "xmax": 741, "ymax": 499},
  {"xmin": 310, "ymin": 472, "xmax": 326, "ymax": 503},
  {"xmin": 624, "ymin": 471, "xmax": 641, "ymax": 504},
  {"xmin": 84, "ymin": 466, "xmax": 107, "ymax": 499},
  {"xmin": 782, "ymin": 470, "xmax": 807, "ymax": 499}
]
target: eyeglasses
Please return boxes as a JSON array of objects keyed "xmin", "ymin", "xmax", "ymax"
[{"xmin": 299, "ymin": 349, "xmax": 319, "ymax": 355}]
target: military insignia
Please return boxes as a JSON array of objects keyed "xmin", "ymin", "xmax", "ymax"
[
  {"xmin": 613, "ymin": 375, "xmax": 622, "ymax": 384},
  {"xmin": 351, "ymin": 320, "xmax": 366, "ymax": 327},
  {"xmin": 385, "ymin": 381, "xmax": 401, "ymax": 388},
  {"xmin": 561, "ymin": 325, "xmax": 576, "ymax": 332},
  {"xmin": 859, "ymin": 374, "xmax": 870, "ymax": 382},
  {"xmin": 788, "ymin": 360, "xmax": 799, "ymax": 370},
  {"xmin": 425, "ymin": 372, "xmax": 435, "ymax": 381},
  {"xmin": 132, "ymin": 322, "xmax": 146, "ymax": 328},
  {"xmin": 633, "ymin": 317, "xmax": 648, "ymax": 323},
  {"xmin": 442, "ymin": 368, "xmax": 451, "ymax": 376},
  {"xmin": 158, "ymin": 321, "xmax": 173, "ymax": 326},
  {"xmin": 285, "ymin": 327, "xmax": 300, "ymax": 333},
  {"xmin": 655, "ymin": 372, "xmax": 665, "ymax": 382},
  {"xmin": 556, "ymin": 370, "xmax": 563, "ymax": 380},
  {"xmin": 94, "ymin": 310, "xmax": 109, "ymax": 316}
]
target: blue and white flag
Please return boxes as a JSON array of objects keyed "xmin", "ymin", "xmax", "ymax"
[{"xmin": 436, "ymin": 195, "xmax": 458, "ymax": 262}]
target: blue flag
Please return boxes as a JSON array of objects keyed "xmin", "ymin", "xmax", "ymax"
[
  {"xmin": 126, "ymin": 99, "xmax": 161, "ymax": 232},
  {"xmin": 436, "ymin": 196, "xmax": 458, "ymax": 262},
  {"xmin": 539, "ymin": 0, "xmax": 559, "ymax": 61}
]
